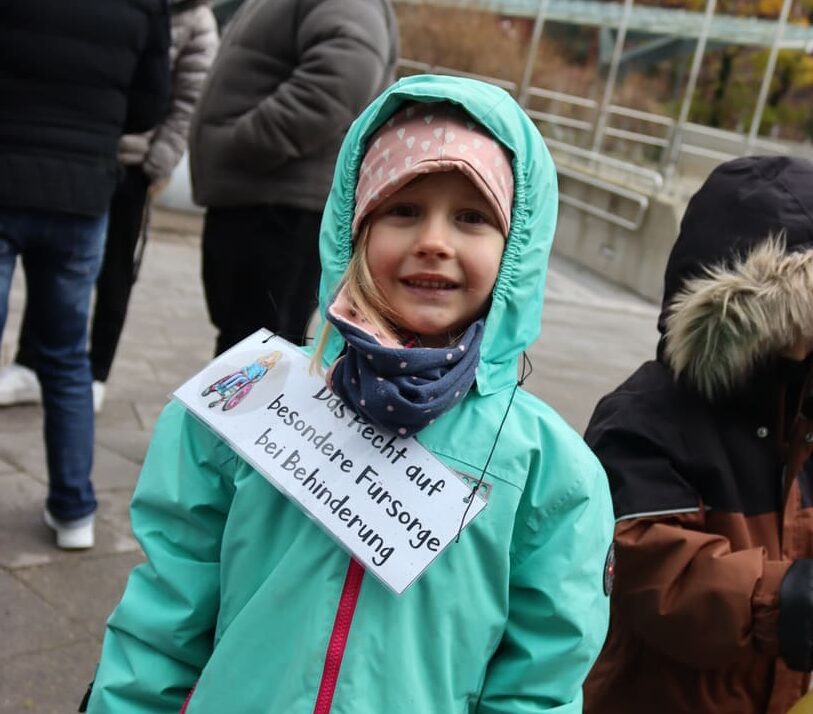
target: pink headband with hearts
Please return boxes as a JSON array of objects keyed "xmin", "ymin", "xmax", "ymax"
[{"xmin": 353, "ymin": 103, "xmax": 514, "ymax": 236}]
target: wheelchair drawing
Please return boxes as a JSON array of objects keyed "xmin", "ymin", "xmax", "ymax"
[{"xmin": 201, "ymin": 351, "xmax": 283, "ymax": 411}]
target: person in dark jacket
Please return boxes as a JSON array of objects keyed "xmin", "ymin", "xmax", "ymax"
[
  {"xmin": 0, "ymin": 0, "xmax": 218, "ymax": 414},
  {"xmin": 583, "ymin": 155, "xmax": 813, "ymax": 714},
  {"xmin": 188, "ymin": 0, "xmax": 399, "ymax": 354},
  {"xmin": 0, "ymin": 0, "xmax": 171, "ymax": 549}
]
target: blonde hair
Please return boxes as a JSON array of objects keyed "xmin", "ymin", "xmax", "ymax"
[{"xmin": 310, "ymin": 222, "xmax": 397, "ymax": 372}]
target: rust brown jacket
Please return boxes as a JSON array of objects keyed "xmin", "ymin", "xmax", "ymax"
[{"xmin": 584, "ymin": 156, "xmax": 813, "ymax": 714}]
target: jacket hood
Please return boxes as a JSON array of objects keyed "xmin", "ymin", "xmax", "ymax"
[
  {"xmin": 660, "ymin": 156, "xmax": 813, "ymax": 400},
  {"xmin": 316, "ymin": 74, "xmax": 558, "ymax": 396}
]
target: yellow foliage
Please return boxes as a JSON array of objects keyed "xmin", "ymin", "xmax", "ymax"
[
  {"xmin": 788, "ymin": 690, "xmax": 813, "ymax": 714},
  {"xmin": 776, "ymin": 50, "xmax": 813, "ymax": 89},
  {"xmin": 757, "ymin": 0, "xmax": 783, "ymax": 14}
]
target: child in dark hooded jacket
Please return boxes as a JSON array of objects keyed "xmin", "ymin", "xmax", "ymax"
[{"xmin": 584, "ymin": 155, "xmax": 813, "ymax": 714}]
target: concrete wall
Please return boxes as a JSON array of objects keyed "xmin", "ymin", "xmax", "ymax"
[{"xmin": 552, "ymin": 173, "xmax": 685, "ymax": 302}]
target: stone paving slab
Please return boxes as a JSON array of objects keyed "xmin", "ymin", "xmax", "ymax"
[
  {"xmin": 0, "ymin": 207, "xmax": 660, "ymax": 710},
  {"xmin": 95, "ymin": 490, "xmax": 141, "ymax": 544},
  {"xmin": 0, "ymin": 473, "xmax": 139, "ymax": 571},
  {"xmin": 15, "ymin": 552, "xmax": 144, "ymax": 640},
  {"xmin": 0, "ymin": 640, "xmax": 101, "ymax": 714},
  {"xmin": 94, "ymin": 428, "xmax": 153, "ymax": 466},
  {"xmin": 0, "ymin": 458, "xmax": 17, "ymax": 476},
  {"xmin": 0, "ymin": 570, "xmax": 88, "ymax": 657},
  {"xmin": 0, "ymin": 431, "xmax": 49, "ymax": 486}
]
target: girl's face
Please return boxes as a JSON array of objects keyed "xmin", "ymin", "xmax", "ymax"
[{"xmin": 365, "ymin": 170, "xmax": 506, "ymax": 347}]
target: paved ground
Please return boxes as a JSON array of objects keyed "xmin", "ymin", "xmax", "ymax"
[{"xmin": 0, "ymin": 209, "xmax": 659, "ymax": 713}]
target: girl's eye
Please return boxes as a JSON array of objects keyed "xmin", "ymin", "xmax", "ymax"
[
  {"xmin": 457, "ymin": 210, "xmax": 488, "ymax": 225},
  {"xmin": 387, "ymin": 203, "xmax": 418, "ymax": 218}
]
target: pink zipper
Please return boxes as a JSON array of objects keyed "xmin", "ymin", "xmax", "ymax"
[
  {"xmin": 179, "ymin": 684, "xmax": 196, "ymax": 713},
  {"xmin": 312, "ymin": 559, "xmax": 366, "ymax": 714}
]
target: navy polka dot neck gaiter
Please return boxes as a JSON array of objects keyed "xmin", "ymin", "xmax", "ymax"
[{"xmin": 325, "ymin": 315, "xmax": 485, "ymax": 438}]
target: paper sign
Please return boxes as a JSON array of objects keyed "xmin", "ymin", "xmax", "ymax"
[{"xmin": 172, "ymin": 329, "xmax": 486, "ymax": 595}]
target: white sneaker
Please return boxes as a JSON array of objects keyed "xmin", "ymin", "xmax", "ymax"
[
  {"xmin": 44, "ymin": 508, "xmax": 95, "ymax": 550},
  {"xmin": 0, "ymin": 363, "xmax": 42, "ymax": 406},
  {"xmin": 92, "ymin": 381, "xmax": 106, "ymax": 414}
]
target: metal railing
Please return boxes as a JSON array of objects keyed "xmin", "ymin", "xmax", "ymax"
[
  {"xmin": 216, "ymin": 0, "xmax": 812, "ymax": 231},
  {"xmin": 395, "ymin": 0, "xmax": 813, "ymax": 49},
  {"xmin": 397, "ymin": 0, "xmax": 805, "ymax": 231},
  {"xmin": 556, "ymin": 165, "xmax": 650, "ymax": 231}
]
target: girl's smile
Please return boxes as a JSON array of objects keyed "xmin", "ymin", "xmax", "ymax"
[{"xmin": 365, "ymin": 170, "xmax": 506, "ymax": 347}]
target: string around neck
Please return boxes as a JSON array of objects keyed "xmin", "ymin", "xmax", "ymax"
[{"xmin": 454, "ymin": 351, "xmax": 534, "ymax": 543}]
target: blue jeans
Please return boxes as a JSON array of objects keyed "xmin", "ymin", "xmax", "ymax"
[{"xmin": 0, "ymin": 207, "xmax": 107, "ymax": 520}]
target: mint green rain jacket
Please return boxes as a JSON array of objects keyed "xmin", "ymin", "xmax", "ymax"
[{"xmin": 87, "ymin": 74, "xmax": 614, "ymax": 714}]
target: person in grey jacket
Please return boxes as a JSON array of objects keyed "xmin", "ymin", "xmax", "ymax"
[
  {"xmin": 189, "ymin": 0, "xmax": 399, "ymax": 354},
  {"xmin": 1, "ymin": 0, "xmax": 219, "ymax": 413}
]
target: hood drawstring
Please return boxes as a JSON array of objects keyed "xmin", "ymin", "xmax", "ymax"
[{"xmin": 455, "ymin": 351, "xmax": 533, "ymax": 543}]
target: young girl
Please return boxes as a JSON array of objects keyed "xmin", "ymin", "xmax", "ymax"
[{"xmin": 84, "ymin": 75, "xmax": 614, "ymax": 714}]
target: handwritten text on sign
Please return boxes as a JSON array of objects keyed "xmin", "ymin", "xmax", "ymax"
[{"xmin": 172, "ymin": 330, "xmax": 486, "ymax": 594}]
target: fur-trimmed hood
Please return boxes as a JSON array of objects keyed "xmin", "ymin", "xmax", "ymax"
[
  {"xmin": 665, "ymin": 237, "xmax": 813, "ymax": 400},
  {"xmin": 659, "ymin": 155, "xmax": 813, "ymax": 400}
]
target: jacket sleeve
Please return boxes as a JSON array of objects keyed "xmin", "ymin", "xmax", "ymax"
[
  {"xmin": 230, "ymin": 0, "xmax": 395, "ymax": 170},
  {"xmin": 477, "ymin": 455, "xmax": 614, "ymax": 713},
  {"xmin": 612, "ymin": 513, "xmax": 789, "ymax": 667},
  {"xmin": 588, "ymin": 403, "xmax": 791, "ymax": 667},
  {"xmin": 143, "ymin": 6, "xmax": 220, "ymax": 180},
  {"xmin": 125, "ymin": 0, "xmax": 172, "ymax": 134},
  {"xmin": 86, "ymin": 401, "xmax": 237, "ymax": 714}
]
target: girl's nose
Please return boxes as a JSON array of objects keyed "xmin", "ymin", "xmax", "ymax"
[{"xmin": 413, "ymin": 215, "xmax": 453, "ymax": 257}]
